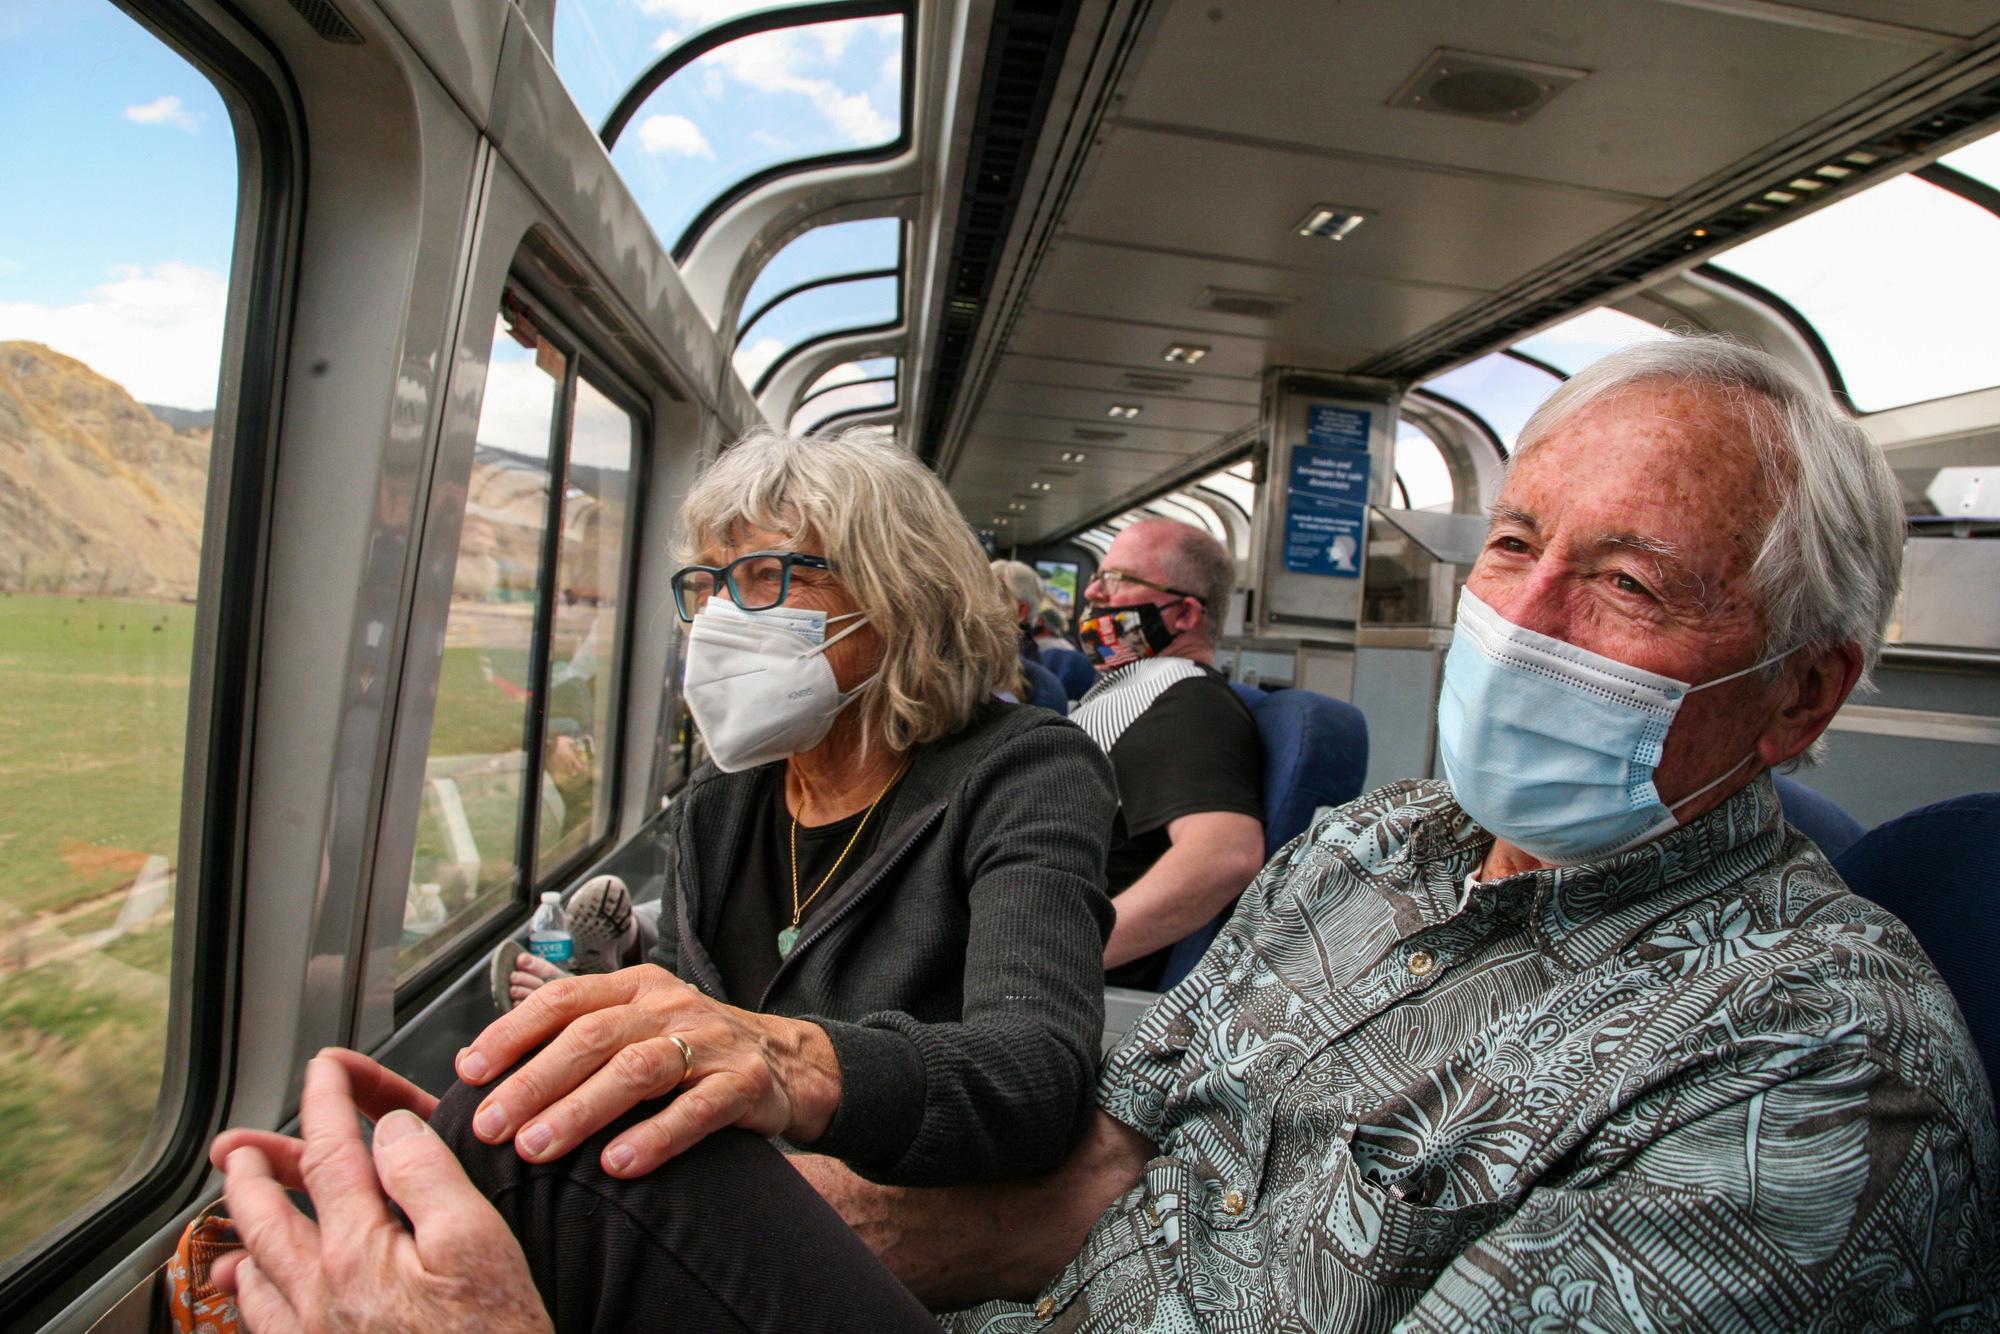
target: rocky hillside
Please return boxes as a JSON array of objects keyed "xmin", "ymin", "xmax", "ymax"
[{"xmin": 0, "ymin": 342, "xmax": 211, "ymax": 599}]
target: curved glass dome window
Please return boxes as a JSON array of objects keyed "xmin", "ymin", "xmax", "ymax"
[
  {"xmin": 1417, "ymin": 353, "xmax": 1562, "ymax": 454},
  {"xmin": 1939, "ymin": 129, "xmax": 2000, "ymax": 191},
  {"xmin": 801, "ymin": 356, "xmax": 895, "ymax": 399},
  {"xmin": 1708, "ymin": 170, "xmax": 2000, "ymax": 412},
  {"xmin": 1394, "ymin": 422, "xmax": 1453, "ymax": 512},
  {"xmin": 741, "ymin": 219, "xmax": 900, "ymax": 333},
  {"xmin": 597, "ymin": 9, "xmax": 908, "ymax": 259},
  {"xmin": 555, "ymin": 0, "xmax": 828, "ymax": 129},
  {"xmin": 1511, "ymin": 307, "xmax": 1674, "ymax": 376},
  {"xmin": 790, "ymin": 373, "xmax": 896, "ymax": 434},
  {"xmin": 734, "ymin": 273, "xmax": 898, "ymax": 390}
]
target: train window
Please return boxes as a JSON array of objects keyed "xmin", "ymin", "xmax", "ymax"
[
  {"xmin": 802, "ymin": 356, "xmax": 897, "ymax": 398},
  {"xmin": 791, "ymin": 369, "xmax": 897, "ymax": 434},
  {"xmin": 537, "ymin": 376, "xmax": 636, "ymax": 876},
  {"xmin": 1394, "ymin": 423, "xmax": 1453, "ymax": 512},
  {"xmin": 1417, "ymin": 352, "xmax": 1562, "ymax": 454},
  {"xmin": 1708, "ymin": 160, "xmax": 2000, "ymax": 412},
  {"xmin": 599, "ymin": 11, "xmax": 908, "ymax": 258},
  {"xmin": 1939, "ymin": 132, "xmax": 2000, "ymax": 188},
  {"xmin": 1511, "ymin": 307, "xmax": 1674, "ymax": 376},
  {"xmin": 0, "ymin": 0, "xmax": 244, "ymax": 1273},
  {"xmin": 734, "ymin": 273, "xmax": 899, "ymax": 390},
  {"xmin": 399, "ymin": 291, "xmax": 643, "ymax": 982},
  {"xmin": 740, "ymin": 218, "xmax": 900, "ymax": 333}
]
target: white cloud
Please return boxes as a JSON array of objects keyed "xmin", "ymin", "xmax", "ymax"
[
  {"xmin": 473, "ymin": 356, "xmax": 562, "ymax": 458},
  {"xmin": 734, "ymin": 336, "xmax": 785, "ymax": 386},
  {"xmin": 0, "ymin": 262, "xmax": 227, "ymax": 409},
  {"xmin": 638, "ymin": 113, "xmax": 714, "ymax": 158},
  {"xmin": 123, "ymin": 96, "xmax": 202, "ymax": 132},
  {"xmin": 710, "ymin": 33, "xmax": 893, "ymax": 145},
  {"xmin": 650, "ymin": 27, "xmax": 682, "ymax": 52}
]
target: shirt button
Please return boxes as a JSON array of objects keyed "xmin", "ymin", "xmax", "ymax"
[
  {"xmin": 1221, "ymin": 1189, "xmax": 1246, "ymax": 1215},
  {"xmin": 1408, "ymin": 949, "xmax": 1436, "ymax": 977},
  {"xmin": 1144, "ymin": 1203, "xmax": 1161, "ymax": 1227},
  {"xmin": 1034, "ymin": 1297, "xmax": 1057, "ymax": 1321}
]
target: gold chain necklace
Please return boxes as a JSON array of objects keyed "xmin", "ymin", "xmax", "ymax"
[{"xmin": 780, "ymin": 755, "xmax": 910, "ymax": 958}]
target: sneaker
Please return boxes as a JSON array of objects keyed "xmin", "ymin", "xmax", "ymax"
[
  {"xmin": 488, "ymin": 939, "xmax": 569, "ymax": 1014},
  {"xmin": 565, "ymin": 874, "xmax": 635, "ymax": 974}
]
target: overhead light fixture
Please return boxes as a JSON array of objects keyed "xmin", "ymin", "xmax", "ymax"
[
  {"xmin": 1162, "ymin": 343, "xmax": 1209, "ymax": 365},
  {"xmin": 1107, "ymin": 404, "xmax": 1141, "ymax": 419},
  {"xmin": 992, "ymin": 515, "xmax": 1011, "ymax": 525},
  {"xmin": 1060, "ymin": 450, "xmax": 1088, "ymax": 462},
  {"xmin": 1007, "ymin": 501, "xmax": 1027, "ymax": 511},
  {"xmin": 1294, "ymin": 204, "xmax": 1372, "ymax": 241},
  {"xmin": 1030, "ymin": 480, "xmax": 1053, "ymax": 491}
]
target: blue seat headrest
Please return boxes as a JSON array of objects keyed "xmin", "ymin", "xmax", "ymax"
[
  {"xmin": 1231, "ymin": 684, "xmax": 1370, "ymax": 857},
  {"xmin": 1772, "ymin": 774, "xmax": 1865, "ymax": 861}
]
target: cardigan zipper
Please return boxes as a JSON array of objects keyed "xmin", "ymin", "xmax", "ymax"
[{"xmin": 756, "ymin": 803, "xmax": 947, "ymax": 1011}]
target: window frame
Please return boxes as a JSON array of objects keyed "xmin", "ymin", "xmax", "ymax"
[
  {"xmin": 597, "ymin": 0, "xmax": 916, "ymax": 263},
  {"xmin": 390, "ymin": 279, "xmax": 651, "ymax": 1003},
  {"xmin": 802, "ymin": 394, "xmax": 899, "ymax": 436},
  {"xmin": 0, "ymin": 0, "xmax": 299, "ymax": 1315}
]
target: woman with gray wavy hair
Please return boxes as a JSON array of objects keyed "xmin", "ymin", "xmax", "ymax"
[{"xmin": 462, "ymin": 426, "xmax": 1118, "ymax": 1199}]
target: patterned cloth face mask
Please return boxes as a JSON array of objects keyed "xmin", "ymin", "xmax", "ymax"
[
  {"xmin": 1078, "ymin": 601, "xmax": 1176, "ymax": 664},
  {"xmin": 682, "ymin": 600, "xmax": 874, "ymax": 772},
  {"xmin": 1437, "ymin": 586, "xmax": 1791, "ymax": 864}
]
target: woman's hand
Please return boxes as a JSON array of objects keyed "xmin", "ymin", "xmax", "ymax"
[{"xmin": 455, "ymin": 964, "xmax": 843, "ymax": 1178}]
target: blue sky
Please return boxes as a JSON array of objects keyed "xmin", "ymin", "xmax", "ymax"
[{"xmin": 0, "ymin": 1, "xmax": 239, "ymax": 408}]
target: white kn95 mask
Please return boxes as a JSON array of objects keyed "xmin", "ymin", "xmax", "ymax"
[{"xmin": 682, "ymin": 599, "xmax": 875, "ymax": 772}]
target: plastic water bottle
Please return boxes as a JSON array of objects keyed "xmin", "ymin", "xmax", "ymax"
[
  {"xmin": 528, "ymin": 891, "xmax": 573, "ymax": 967},
  {"xmin": 404, "ymin": 882, "xmax": 446, "ymax": 938}
]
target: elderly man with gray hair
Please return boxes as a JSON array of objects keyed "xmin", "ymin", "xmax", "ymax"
[{"xmin": 209, "ymin": 337, "xmax": 1995, "ymax": 1333}]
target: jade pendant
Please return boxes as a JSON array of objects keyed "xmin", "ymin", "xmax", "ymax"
[{"xmin": 777, "ymin": 925, "xmax": 800, "ymax": 958}]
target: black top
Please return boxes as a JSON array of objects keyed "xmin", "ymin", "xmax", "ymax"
[
  {"xmin": 712, "ymin": 770, "xmax": 889, "ymax": 1007},
  {"xmin": 1103, "ymin": 668, "xmax": 1263, "ymax": 988},
  {"xmin": 645, "ymin": 703, "xmax": 1118, "ymax": 1185}
]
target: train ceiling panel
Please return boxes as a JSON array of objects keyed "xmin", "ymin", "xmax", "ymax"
[
  {"xmin": 1114, "ymin": 1, "xmax": 1946, "ymax": 200},
  {"xmin": 937, "ymin": 0, "xmax": 2000, "ymax": 543}
]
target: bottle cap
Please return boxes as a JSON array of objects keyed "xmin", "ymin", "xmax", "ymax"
[{"xmin": 541, "ymin": 891, "xmax": 562, "ymax": 905}]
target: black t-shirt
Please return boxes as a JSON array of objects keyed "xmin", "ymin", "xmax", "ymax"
[
  {"xmin": 710, "ymin": 769, "xmax": 889, "ymax": 1006},
  {"xmin": 1102, "ymin": 667, "xmax": 1263, "ymax": 987}
]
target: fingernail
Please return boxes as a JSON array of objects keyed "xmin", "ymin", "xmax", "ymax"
[
  {"xmin": 457, "ymin": 1049, "xmax": 489, "ymax": 1082},
  {"xmin": 473, "ymin": 1104, "xmax": 508, "ymax": 1139},
  {"xmin": 224, "ymin": 1148, "xmax": 250, "ymax": 1174},
  {"xmin": 375, "ymin": 1109, "xmax": 427, "ymax": 1148},
  {"xmin": 606, "ymin": 1143, "xmax": 635, "ymax": 1174},
  {"xmin": 519, "ymin": 1123, "xmax": 552, "ymax": 1157}
]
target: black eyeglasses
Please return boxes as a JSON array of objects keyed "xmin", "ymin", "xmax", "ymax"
[
  {"xmin": 1086, "ymin": 567, "xmax": 1206, "ymax": 604},
  {"xmin": 670, "ymin": 550, "xmax": 835, "ymax": 621}
]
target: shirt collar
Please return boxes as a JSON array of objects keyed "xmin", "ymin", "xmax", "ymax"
[{"xmin": 1407, "ymin": 773, "xmax": 1786, "ymax": 971}]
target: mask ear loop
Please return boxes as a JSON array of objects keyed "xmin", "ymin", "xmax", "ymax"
[
  {"xmin": 1667, "ymin": 643, "xmax": 1801, "ymax": 811},
  {"xmin": 805, "ymin": 613, "xmax": 869, "ymax": 659}
]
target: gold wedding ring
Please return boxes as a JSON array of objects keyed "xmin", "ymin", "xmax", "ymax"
[{"xmin": 668, "ymin": 1032, "xmax": 695, "ymax": 1083}]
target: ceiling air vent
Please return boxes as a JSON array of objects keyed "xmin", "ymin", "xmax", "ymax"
[
  {"xmin": 1193, "ymin": 287, "xmax": 1296, "ymax": 319},
  {"xmin": 1120, "ymin": 371, "xmax": 1191, "ymax": 393},
  {"xmin": 1390, "ymin": 49, "xmax": 1584, "ymax": 124},
  {"xmin": 1071, "ymin": 427, "xmax": 1126, "ymax": 442},
  {"xmin": 288, "ymin": 0, "xmax": 365, "ymax": 43}
]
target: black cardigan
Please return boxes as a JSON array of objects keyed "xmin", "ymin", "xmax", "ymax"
[{"xmin": 644, "ymin": 702, "xmax": 1117, "ymax": 1185}]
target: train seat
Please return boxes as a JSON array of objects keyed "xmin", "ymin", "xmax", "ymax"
[
  {"xmin": 1152, "ymin": 685, "xmax": 1370, "ymax": 991},
  {"xmin": 1040, "ymin": 645, "xmax": 1098, "ymax": 702},
  {"xmin": 1020, "ymin": 657, "xmax": 1069, "ymax": 713},
  {"xmin": 1832, "ymin": 792, "xmax": 2000, "ymax": 1092},
  {"xmin": 1772, "ymin": 774, "xmax": 1866, "ymax": 860}
]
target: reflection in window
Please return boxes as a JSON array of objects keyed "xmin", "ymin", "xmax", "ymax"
[
  {"xmin": 606, "ymin": 14, "xmax": 905, "ymax": 255},
  {"xmin": 0, "ymin": 1, "xmax": 239, "ymax": 1266},
  {"xmin": 1511, "ymin": 307, "xmax": 1674, "ymax": 376},
  {"xmin": 791, "ymin": 377, "xmax": 895, "ymax": 434},
  {"xmin": 734, "ymin": 274, "xmax": 897, "ymax": 387},
  {"xmin": 742, "ymin": 219, "xmax": 899, "ymax": 331},
  {"xmin": 1418, "ymin": 353, "xmax": 1562, "ymax": 453},
  {"xmin": 1393, "ymin": 423, "xmax": 1453, "ymax": 511},
  {"xmin": 1709, "ymin": 173, "xmax": 2000, "ymax": 411},
  {"xmin": 404, "ymin": 309, "xmax": 563, "ymax": 979},
  {"xmin": 539, "ymin": 378, "xmax": 635, "ymax": 877}
]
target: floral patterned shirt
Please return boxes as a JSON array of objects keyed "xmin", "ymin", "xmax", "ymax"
[{"xmin": 953, "ymin": 776, "xmax": 1998, "ymax": 1331}]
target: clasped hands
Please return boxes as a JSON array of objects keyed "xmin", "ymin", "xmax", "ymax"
[{"xmin": 460, "ymin": 962, "xmax": 842, "ymax": 1177}]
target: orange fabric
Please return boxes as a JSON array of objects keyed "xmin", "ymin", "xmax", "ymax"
[{"xmin": 167, "ymin": 1208, "xmax": 241, "ymax": 1334}]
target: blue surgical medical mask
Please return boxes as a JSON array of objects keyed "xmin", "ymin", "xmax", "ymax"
[{"xmin": 1437, "ymin": 587, "xmax": 1789, "ymax": 865}]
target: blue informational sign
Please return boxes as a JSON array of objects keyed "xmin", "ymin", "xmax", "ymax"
[
  {"xmin": 1307, "ymin": 403, "xmax": 1372, "ymax": 450},
  {"xmin": 1283, "ymin": 441, "xmax": 1371, "ymax": 578}
]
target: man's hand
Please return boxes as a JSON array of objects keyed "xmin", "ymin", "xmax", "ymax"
[
  {"xmin": 210, "ymin": 1052, "xmax": 550, "ymax": 1334},
  {"xmin": 455, "ymin": 963, "xmax": 842, "ymax": 1178}
]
